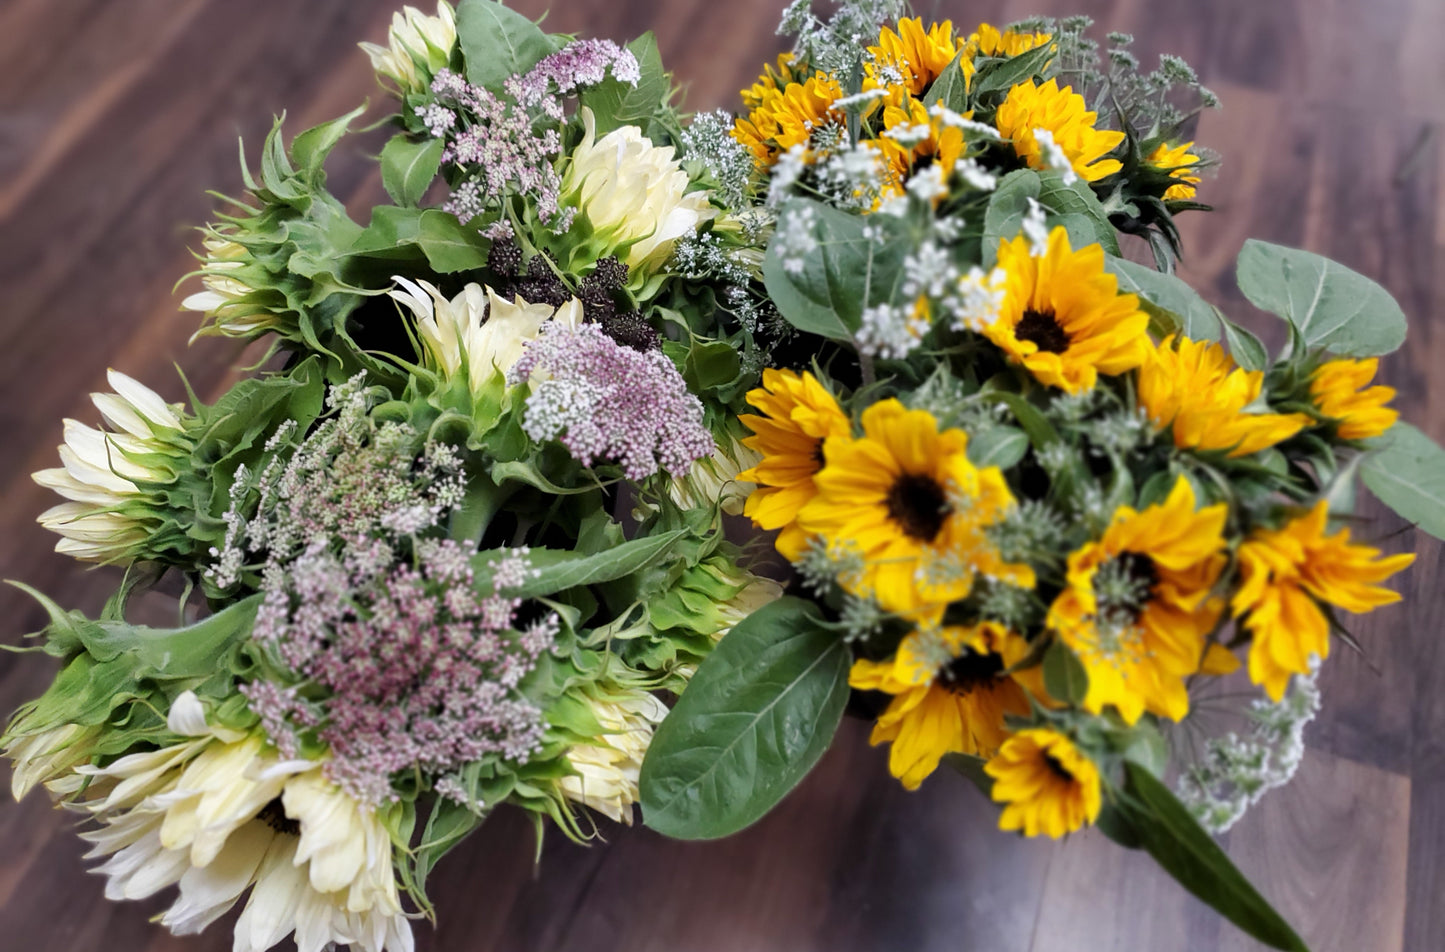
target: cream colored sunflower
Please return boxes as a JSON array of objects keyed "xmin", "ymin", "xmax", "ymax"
[{"xmin": 74, "ymin": 693, "xmax": 411, "ymax": 952}]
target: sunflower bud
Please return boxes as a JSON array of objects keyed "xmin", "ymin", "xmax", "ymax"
[
  {"xmin": 32, "ymin": 371, "xmax": 194, "ymax": 564},
  {"xmin": 360, "ymin": 1, "xmax": 457, "ymax": 98},
  {"xmin": 557, "ymin": 687, "xmax": 669, "ymax": 825}
]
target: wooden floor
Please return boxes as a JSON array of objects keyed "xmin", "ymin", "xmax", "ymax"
[{"xmin": 1, "ymin": 1, "xmax": 1441, "ymax": 949}]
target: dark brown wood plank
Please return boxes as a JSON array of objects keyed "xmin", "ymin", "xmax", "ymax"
[{"xmin": 0, "ymin": 2, "xmax": 1440, "ymax": 951}]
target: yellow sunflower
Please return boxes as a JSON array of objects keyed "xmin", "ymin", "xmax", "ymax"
[
  {"xmin": 1147, "ymin": 141, "xmax": 1202, "ymax": 200},
  {"xmin": 1309, "ymin": 358, "xmax": 1398, "ymax": 440},
  {"xmin": 994, "ymin": 79, "xmax": 1124, "ymax": 182},
  {"xmin": 865, "ymin": 17, "xmax": 960, "ymax": 98},
  {"xmin": 985, "ymin": 728, "xmax": 1101, "ymax": 838},
  {"xmin": 876, "ymin": 96, "xmax": 968, "ymax": 190},
  {"xmin": 797, "ymin": 399, "xmax": 1034, "ymax": 614},
  {"xmin": 1138, "ymin": 336, "xmax": 1311, "ymax": 457},
  {"xmin": 737, "ymin": 368, "xmax": 853, "ymax": 561},
  {"xmin": 741, "ymin": 53, "xmax": 803, "ymax": 111},
  {"xmin": 983, "ymin": 226, "xmax": 1150, "ymax": 394},
  {"xmin": 1234, "ymin": 500, "xmax": 1414, "ymax": 701},
  {"xmin": 967, "ymin": 23, "xmax": 1053, "ymax": 59},
  {"xmin": 1047, "ymin": 476, "xmax": 1228, "ymax": 724},
  {"xmin": 850, "ymin": 621, "xmax": 1039, "ymax": 789},
  {"xmin": 732, "ymin": 71, "xmax": 845, "ymax": 168}
]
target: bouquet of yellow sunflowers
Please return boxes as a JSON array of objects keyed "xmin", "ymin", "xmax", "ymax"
[{"xmin": 5, "ymin": 2, "xmax": 1440, "ymax": 951}]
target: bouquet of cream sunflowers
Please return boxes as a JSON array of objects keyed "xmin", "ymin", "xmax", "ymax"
[{"xmin": 6, "ymin": 2, "xmax": 1443, "ymax": 951}]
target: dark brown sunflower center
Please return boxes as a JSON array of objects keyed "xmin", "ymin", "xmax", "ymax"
[
  {"xmin": 1094, "ymin": 551, "xmax": 1160, "ymax": 624},
  {"xmin": 1016, "ymin": 308, "xmax": 1070, "ymax": 354},
  {"xmin": 811, "ymin": 439, "xmax": 826, "ymax": 472},
  {"xmin": 944, "ymin": 650, "xmax": 1006, "ymax": 696},
  {"xmin": 886, "ymin": 473, "xmax": 952, "ymax": 542},
  {"xmin": 257, "ymin": 797, "xmax": 300, "ymax": 837},
  {"xmin": 1117, "ymin": 552, "xmax": 1160, "ymax": 601},
  {"xmin": 1042, "ymin": 751, "xmax": 1076, "ymax": 782}
]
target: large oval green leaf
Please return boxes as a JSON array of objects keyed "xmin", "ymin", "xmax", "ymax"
[
  {"xmin": 983, "ymin": 170, "xmax": 1120, "ymax": 267},
  {"xmin": 1362, "ymin": 422, "xmax": 1445, "ymax": 541},
  {"xmin": 1105, "ymin": 255, "xmax": 1221, "ymax": 340},
  {"xmin": 639, "ymin": 596, "xmax": 850, "ymax": 839},
  {"xmin": 762, "ymin": 198, "xmax": 910, "ymax": 341},
  {"xmin": 456, "ymin": 0, "xmax": 558, "ymax": 93},
  {"xmin": 1235, "ymin": 239, "xmax": 1406, "ymax": 356},
  {"xmin": 380, "ymin": 135, "xmax": 444, "ymax": 208}
]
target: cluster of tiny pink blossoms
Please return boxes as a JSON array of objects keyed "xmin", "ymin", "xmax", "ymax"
[
  {"xmin": 425, "ymin": 68, "xmax": 570, "ymax": 230},
  {"xmin": 247, "ymin": 539, "xmax": 556, "ymax": 806},
  {"xmin": 207, "ymin": 375, "xmax": 465, "ymax": 591},
  {"xmin": 212, "ymin": 378, "xmax": 560, "ymax": 806},
  {"xmin": 508, "ymin": 322, "xmax": 714, "ymax": 480},
  {"xmin": 504, "ymin": 39, "xmax": 639, "ymax": 112}
]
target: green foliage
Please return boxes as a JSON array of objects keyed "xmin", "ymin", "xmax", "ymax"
[
  {"xmin": 639, "ymin": 597, "xmax": 850, "ymax": 839},
  {"xmin": 578, "ymin": 33, "xmax": 673, "ymax": 137},
  {"xmin": 966, "ymin": 425, "xmax": 1030, "ymax": 469},
  {"xmin": 1100, "ymin": 763, "xmax": 1310, "ymax": 951},
  {"xmin": 380, "ymin": 135, "xmax": 445, "ymax": 207},
  {"xmin": 1041, "ymin": 640, "xmax": 1089, "ymax": 705},
  {"xmin": 455, "ymin": 0, "xmax": 559, "ymax": 92},
  {"xmin": 763, "ymin": 198, "xmax": 912, "ymax": 341},
  {"xmin": 1236, "ymin": 240, "xmax": 1407, "ymax": 357},
  {"xmin": 970, "ymin": 43, "xmax": 1056, "ymax": 98},
  {"xmin": 982, "ymin": 170, "xmax": 1120, "ymax": 267},
  {"xmin": 922, "ymin": 49, "xmax": 971, "ymax": 112},
  {"xmin": 683, "ymin": 338, "xmax": 743, "ymax": 393},
  {"xmin": 352, "ymin": 205, "xmax": 491, "ymax": 272},
  {"xmin": 1221, "ymin": 316, "xmax": 1268, "ymax": 370},
  {"xmin": 1362, "ymin": 422, "xmax": 1445, "ymax": 541},
  {"xmin": 3, "ymin": 589, "xmax": 261, "ymax": 752},
  {"xmin": 1105, "ymin": 255, "xmax": 1220, "ymax": 340},
  {"xmin": 485, "ymin": 531, "xmax": 689, "ymax": 599}
]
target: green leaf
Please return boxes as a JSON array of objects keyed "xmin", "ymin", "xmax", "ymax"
[
  {"xmin": 455, "ymin": 0, "xmax": 558, "ymax": 93},
  {"xmin": 966, "ymin": 425, "xmax": 1029, "ymax": 469},
  {"xmin": 981, "ymin": 170, "xmax": 1040, "ymax": 267},
  {"xmin": 763, "ymin": 199, "xmax": 910, "ymax": 341},
  {"xmin": 684, "ymin": 339, "xmax": 742, "ymax": 392},
  {"xmin": 1106, "ymin": 255, "xmax": 1221, "ymax": 340},
  {"xmin": 1041, "ymin": 640, "xmax": 1088, "ymax": 705},
  {"xmin": 1236, "ymin": 240, "xmax": 1407, "ymax": 356},
  {"xmin": 922, "ymin": 50, "xmax": 970, "ymax": 112},
  {"xmin": 1037, "ymin": 174, "xmax": 1120, "ymax": 256},
  {"xmin": 1118, "ymin": 763, "xmax": 1310, "ymax": 951},
  {"xmin": 416, "ymin": 210, "xmax": 490, "ymax": 272},
  {"xmin": 351, "ymin": 205, "xmax": 427, "ymax": 257},
  {"xmin": 1221, "ymin": 316, "xmax": 1269, "ymax": 370},
  {"xmin": 1361, "ymin": 422, "xmax": 1445, "ymax": 541},
  {"xmin": 290, "ymin": 105, "xmax": 366, "ymax": 176},
  {"xmin": 981, "ymin": 171, "xmax": 1118, "ymax": 266},
  {"xmin": 941, "ymin": 752, "xmax": 994, "ymax": 796},
  {"xmin": 489, "ymin": 459, "xmax": 598, "ymax": 496},
  {"xmin": 380, "ymin": 136, "xmax": 444, "ymax": 208},
  {"xmin": 577, "ymin": 33, "xmax": 670, "ymax": 135},
  {"xmin": 640, "ymin": 597, "xmax": 850, "ymax": 839},
  {"xmin": 490, "ymin": 530, "xmax": 688, "ymax": 598},
  {"xmin": 970, "ymin": 42, "xmax": 1056, "ymax": 96},
  {"xmin": 991, "ymin": 391, "xmax": 1060, "ymax": 447}
]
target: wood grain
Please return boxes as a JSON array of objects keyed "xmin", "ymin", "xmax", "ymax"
[{"xmin": 1, "ymin": 1, "xmax": 1439, "ymax": 950}]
